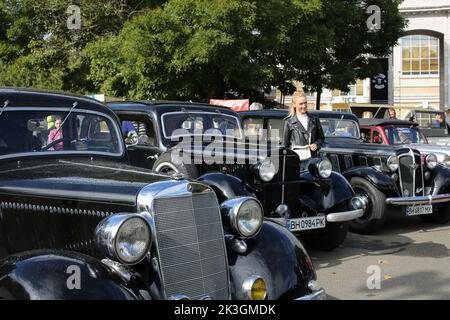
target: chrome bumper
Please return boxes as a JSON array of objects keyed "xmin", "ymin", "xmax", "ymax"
[
  {"xmin": 386, "ymin": 194, "xmax": 450, "ymax": 206},
  {"xmin": 296, "ymin": 289, "xmax": 326, "ymax": 300},
  {"xmin": 326, "ymin": 209, "xmax": 364, "ymax": 222}
]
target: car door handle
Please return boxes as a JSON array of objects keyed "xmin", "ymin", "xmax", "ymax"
[{"xmin": 147, "ymin": 155, "xmax": 158, "ymax": 160}]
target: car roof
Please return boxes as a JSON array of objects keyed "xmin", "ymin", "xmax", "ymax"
[
  {"xmin": 0, "ymin": 87, "xmax": 116, "ymax": 118},
  {"xmin": 108, "ymin": 100, "xmax": 239, "ymax": 117},
  {"xmin": 239, "ymin": 109, "xmax": 359, "ymax": 121},
  {"xmin": 359, "ymin": 118, "xmax": 418, "ymax": 127}
]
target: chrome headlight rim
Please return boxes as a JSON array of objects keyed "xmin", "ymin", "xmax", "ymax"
[
  {"xmin": 258, "ymin": 159, "xmax": 276, "ymax": 182},
  {"xmin": 242, "ymin": 275, "xmax": 267, "ymax": 300},
  {"xmin": 386, "ymin": 155, "xmax": 399, "ymax": 172},
  {"xmin": 317, "ymin": 158, "xmax": 332, "ymax": 179},
  {"xmin": 220, "ymin": 197, "xmax": 264, "ymax": 239},
  {"xmin": 95, "ymin": 213, "xmax": 152, "ymax": 265},
  {"xmin": 426, "ymin": 153, "xmax": 438, "ymax": 170}
]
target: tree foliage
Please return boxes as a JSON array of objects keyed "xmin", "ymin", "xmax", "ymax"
[{"xmin": 0, "ymin": 0, "xmax": 406, "ymax": 102}]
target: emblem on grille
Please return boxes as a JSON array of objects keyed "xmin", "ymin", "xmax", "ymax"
[{"xmin": 409, "ymin": 163, "xmax": 420, "ymax": 171}]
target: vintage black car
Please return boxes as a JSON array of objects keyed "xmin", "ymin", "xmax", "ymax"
[
  {"xmin": 0, "ymin": 88, "xmax": 324, "ymax": 300},
  {"xmin": 239, "ymin": 109, "xmax": 450, "ymax": 234},
  {"xmin": 108, "ymin": 101, "xmax": 364, "ymax": 251}
]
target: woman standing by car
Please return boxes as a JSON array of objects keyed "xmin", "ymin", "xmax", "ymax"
[{"xmin": 283, "ymin": 91, "xmax": 325, "ymax": 170}]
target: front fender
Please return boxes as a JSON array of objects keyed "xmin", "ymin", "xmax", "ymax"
[
  {"xmin": 432, "ymin": 165, "xmax": 450, "ymax": 195},
  {"xmin": 228, "ymin": 221, "xmax": 314, "ymax": 300},
  {"xmin": 343, "ymin": 166, "xmax": 396, "ymax": 193},
  {"xmin": 197, "ymin": 172, "xmax": 254, "ymax": 202},
  {"xmin": 298, "ymin": 171, "xmax": 354, "ymax": 211},
  {"xmin": 0, "ymin": 250, "xmax": 146, "ymax": 300}
]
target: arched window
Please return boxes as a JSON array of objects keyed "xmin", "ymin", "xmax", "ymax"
[{"xmin": 401, "ymin": 35, "xmax": 439, "ymax": 75}]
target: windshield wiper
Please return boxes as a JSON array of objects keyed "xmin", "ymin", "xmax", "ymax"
[{"xmin": 0, "ymin": 100, "xmax": 10, "ymax": 119}]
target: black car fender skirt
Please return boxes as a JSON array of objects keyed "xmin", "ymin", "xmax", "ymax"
[
  {"xmin": 0, "ymin": 250, "xmax": 144, "ymax": 300},
  {"xmin": 197, "ymin": 172, "xmax": 254, "ymax": 202},
  {"xmin": 227, "ymin": 221, "xmax": 314, "ymax": 300}
]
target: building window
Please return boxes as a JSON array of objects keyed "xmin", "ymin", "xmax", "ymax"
[{"xmin": 401, "ymin": 35, "xmax": 439, "ymax": 76}]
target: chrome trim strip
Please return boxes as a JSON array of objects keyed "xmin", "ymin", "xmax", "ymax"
[
  {"xmin": 136, "ymin": 180, "xmax": 231, "ymax": 300},
  {"xmin": 386, "ymin": 194, "xmax": 450, "ymax": 205},
  {"xmin": 326, "ymin": 209, "xmax": 364, "ymax": 222},
  {"xmin": 295, "ymin": 289, "xmax": 326, "ymax": 300}
]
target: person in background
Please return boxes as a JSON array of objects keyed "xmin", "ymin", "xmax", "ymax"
[
  {"xmin": 388, "ymin": 108, "xmax": 397, "ymax": 120},
  {"xmin": 445, "ymin": 109, "xmax": 450, "ymax": 132},
  {"xmin": 122, "ymin": 121, "xmax": 137, "ymax": 137},
  {"xmin": 48, "ymin": 116, "xmax": 63, "ymax": 150},
  {"xmin": 283, "ymin": 91, "xmax": 325, "ymax": 171}
]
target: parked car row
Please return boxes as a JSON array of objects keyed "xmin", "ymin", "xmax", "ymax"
[
  {"xmin": 240, "ymin": 110, "xmax": 450, "ymax": 234},
  {"xmin": 2, "ymin": 87, "xmax": 449, "ymax": 300},
  {"xmin": 0, "ymin": 88, "xmax": 326, "ymax": 300}
]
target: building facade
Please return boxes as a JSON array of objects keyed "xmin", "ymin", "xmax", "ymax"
[{"xmin": 275, "ymin": 1, "xmax": 450, "ymax": 114}]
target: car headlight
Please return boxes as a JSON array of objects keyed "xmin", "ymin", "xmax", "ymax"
[
  {"xmin": 95, "ymin": 213, "xmax": 152, "ymax": 265},
  {"xmin": 317, "ymin": 158, "xmax": 332, "ymax": 178},
  {"xmin": 259, "ymin": 159, "xmax": 276, "ymax": 182},
  {"xmin": 387, "ymin": 155, "xmax": 399, "ymax": 172},
  {"xmin": 242, "ymin": 275, "xmax": 267, "ymax": 300},
  {"xmin": 220, "ymin": 197, "xmax": 263, "ymax": 239},
  {"xmin": 426, "ymin": 154, "xmax": 438, "ymax": 170}
]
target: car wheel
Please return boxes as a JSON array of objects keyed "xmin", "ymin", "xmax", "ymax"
[
  {"xmin": 152, "ymin": 152, "xmax": 199, "ymax": 179},
  {"xmin": 304, "ymin": 219, "xmax": 349, "ymax": 252},
  {"xmin": 419, "ymin": 201, "xmax": 450, "ymax": 224},
  {"xmin": 349, "ymin": 177, "xmax": 387, "ymax": 235}
]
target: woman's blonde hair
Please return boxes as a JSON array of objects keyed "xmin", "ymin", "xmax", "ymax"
[{"xmin": 288, "ymin": 91, "xmax": 307, "ymax": 116}]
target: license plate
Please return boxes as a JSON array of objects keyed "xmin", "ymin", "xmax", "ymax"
[
  {"xmin": 405, "ymin": 204, "xmax": 433, "ymax": 216},
  {"xmin": 287, "ymin": 216, "xmax": 326, "ymax": 232}
]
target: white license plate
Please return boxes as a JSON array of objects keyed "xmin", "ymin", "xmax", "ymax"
[
  {"xmin": 287, "ymin": 216, "xmax": 326, "ymax": 232},
  {"xmin": 405, "ymin": 204, "xmax": 433, "ymax": 216}
]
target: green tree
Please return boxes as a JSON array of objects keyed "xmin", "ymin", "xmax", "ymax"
[
  {"xmin": 290, "ymin": 0, "xmax": 406, "ymax": 108},
  {"xmin": 0, "ymin": 0, "xmax": 164, "ymax": 91},
  {"xmin": 85, "ymin": 0, "xmax": 323, "ymax": 101}
]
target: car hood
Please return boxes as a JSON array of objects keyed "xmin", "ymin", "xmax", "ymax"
[
  {"xmin": 323, "ymin": 138, "xmax": 411, "ymax": 156},
  {"xmin": 0, "ymin": 158, "xmax": 172, "ymax": 206}
]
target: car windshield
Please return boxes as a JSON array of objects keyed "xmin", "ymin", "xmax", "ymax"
[
  {"xmin": 384, "ymin": 126, "xmax": 427, "ymax": 144},
  {"xmin": 0, "ymin": 109, "xmax": 122, "ymax": 159},
  {"xmin": 320, "ymin": 118, "xmax": 360, "ymax": 139},
  {"xmin": 161, "ymin": 111, "xmax": 243, "ymax": 139}
]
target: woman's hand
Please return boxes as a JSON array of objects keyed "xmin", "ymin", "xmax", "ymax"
[{"xmin": 310, "ymin": 143, "xmax": 318, "ymax": 152}]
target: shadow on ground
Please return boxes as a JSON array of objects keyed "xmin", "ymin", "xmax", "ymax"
[{"xmin": 308, "ymin": 213, "xmax": 450, "ymax": 270}]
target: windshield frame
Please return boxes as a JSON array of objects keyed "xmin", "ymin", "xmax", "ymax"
[
  {"xmin": 0, "ymin": 107, "xmax": 125, "ymax": 161},
  {"xmin": 161, "ymin": 111, "xmax": 244, "ymax": 140},
  {"xmin": 320, "ymin": 118, "xmax": 361, "ymax": 140}
]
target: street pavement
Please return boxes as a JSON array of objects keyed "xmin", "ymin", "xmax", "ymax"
[{"xmin": 310, "ymin": 212, "xmax": 450, "ymax": 300}]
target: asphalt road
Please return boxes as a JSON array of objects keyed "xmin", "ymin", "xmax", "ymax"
[{"xmin": 310, "ymin": 212, "xmax": 450, "ymax": 300}]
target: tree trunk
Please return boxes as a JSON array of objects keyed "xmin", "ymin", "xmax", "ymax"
[{"xmin": 315, "ymin": 87, "xmax": 322, "ymax": 110}]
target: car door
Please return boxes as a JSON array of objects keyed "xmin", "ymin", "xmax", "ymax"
[{"xmin": 116, "ymin": 112, "xmax": 161, "ymax": 169}]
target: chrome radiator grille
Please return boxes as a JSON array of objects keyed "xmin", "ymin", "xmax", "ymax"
[
  {"xmin": 152, "ymin": 192, "xmax": 229, "ymax": 300},
  {"xmin": 399, "ymin": 151, "xmax": 424, "ymax": 197}
]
